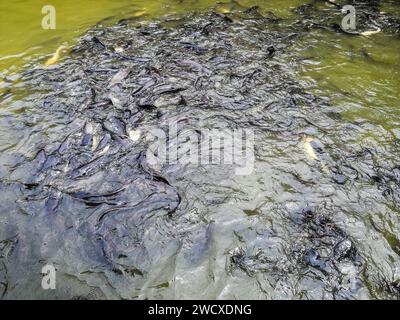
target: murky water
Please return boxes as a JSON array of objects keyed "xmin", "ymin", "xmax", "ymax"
[{"xmin": 0, "ymin": 1, "xmax": 399, "ymax": 299}]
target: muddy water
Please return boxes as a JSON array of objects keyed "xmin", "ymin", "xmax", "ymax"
[{"xmin": 0, "ymin": 1, "xmax": 400, "ymax": 299}]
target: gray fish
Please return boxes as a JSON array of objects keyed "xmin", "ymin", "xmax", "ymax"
[
  {"xmin": 96, "ymin": 190, "xmax": 180, "ymax": 223},
  {"xmin": 70, "ymin": 156, "xmax": 104, "ymax": 179},
  {"xmin": 108, "ymin": 68, "xmax": 132, "ymax": 88},
  {"xmin": 81, "ymin": 133, "xmax": 92, "ymax": 146},
  {"xmin": 81, "ymin": 122, "xmax": 94, "ymax": 146},
  {"xmin": 178, "ymin": 60, "xmax": 212, "ymax": 75},
  {"xmin": 41, "ymin": 154, "xmax": 60, "ymax": 171},
  {"xmin": 94, "ymin": 133, "xmax": 111, "ymax": 152},
  {"xmin": 103, "ymin": 116, "xmax": 127, "ymax": 136}
]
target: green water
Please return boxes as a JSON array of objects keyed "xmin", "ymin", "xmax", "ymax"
[{"xmin": 295, "ymin": 26, "xmax": 400, "ymax": 133}]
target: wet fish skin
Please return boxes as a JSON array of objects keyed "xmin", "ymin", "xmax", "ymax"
[
  {"xmin": 92, "ymin": 36, "xmax": 106, "ymax": 50},
  {"xmin": 305, "ymin": 249, "xmax": 331, "ymax": 273},
  {"xmin": 41, "ymin": 154, "xmax": 60, "ymax": 171},
  {"xmin": 152, "ymin": 85, "xmax": 186, "ymax": 96},
  {"xmin": 112, "ymin": 52, "xmax": 151, "ymax": 63},
  {"xmin": 302, "ymin": 136, "xmax": 319, "ymax": 161},
  {"xmin": 81, "ymin": 133, "xmax": 92, "ymax": 146},
  {"xmin": 44, "ymin": 45, "xmax": 66, "ymax": 67},
  {"xmin": 128, "ymin": 129, "xmax": 141, "ymax": 142},
  {"xmin": 96, "ymin": 190, "xmax": 180, "ymax": 224},
  {"xmin": 177, "ymin": 59, "xmax": 212, "ymax": 75},
  {"xmin": 89, "ymin": 99, "xmax": 112, "ymax": 109},
  {"xmin": 94, "ymin": 133, "xmax": 111, "ymax": 153},
  {"xmin": 179, "ymin": 42, "xmax": 207, "ymax": 55},
  {"xmin": 108, "ymin": 68, "xmax": 132, "ymax": 88},
  {"xmin": 132, "ymin": 78, "xmax": 157, "ymax": 96},
  {"xmin": 302, "ymin": 135, "xmax": 331, "ymax": 174},
  {"xmin": 69, "ymin": 156, "xmax": 104, "ymax": 179},
  {"xmin": 103, "ymin": 116, "xmax": 127, "ymax": 137},
  {"xmin": 360, "ymin": 28, "xmax": 381, "ymax": 36},
  {"xmin": 333, "ymin": 239, "xmax": 353, "ymax": 261}
]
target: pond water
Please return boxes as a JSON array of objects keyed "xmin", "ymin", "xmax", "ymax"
[{"xmin": 0, "ymin": 0, "xmax": 399, "ymax": 299}]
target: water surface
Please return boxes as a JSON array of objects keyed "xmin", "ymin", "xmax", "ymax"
[{"xmin": 0, "ymin": 0, "xmax": 399, "ymax": 299}]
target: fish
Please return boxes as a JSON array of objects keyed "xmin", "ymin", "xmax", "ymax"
[
  {"xmin": 81, "ymin": 122, "xmax": 94, "ymax": 146},
  {"xmin": 94, "ymin": 133, "xmax": 111, "ymax": 153},
  {"xmin": 81, "ymin": 134, "xmax": 92, "ymax": 146},
  {"xmin": 92, "ymin": 36, "xmax": 106, "ymax": 50},
  {"xmin": 360, "ymin": 28, "xmax": 381, "ymax": 37},
  {"xmin": 98, "ymin": 144, "xmax": 110, "ymax": 156},
  {"xmin": 70, "ymin": 156, "xmax": 104, "ymax": 179},
  {"xmin": 178, "ymin": 60, "xmax": 211, "ymax": 75},
  {"xmin": 305, "ymin": 249, "xmax": 331, "ymax": 273},
  {"xmin": 302, "ymin": 135, "xmax": 330, "ymax": 174},
  {"xmin": 344, "ymin": 27, "xmax": 382, "ymax": 37},
  {"xmin": 44, "ymin": 45, "xmax": 66, "ymax": 67},
  {"xmin": 41, "ymin": 154, "xmax": 60, "ymax": 171},
  {"xmin": 128, "ymin": 129, "xmax": 141, "ymax": 142},
  {"xmin": 132, "ymin": 10, "xmax": 146, "ymax": 17},
  {"xmin": 96, "ymin": 191, "xmax": 180, "ymax": 223},
  {"xmin": 303, "ymin": 136, "xmax": 319, "ymax": 161},
  {"xmin": 108, "ymin": 68, "xmax": 131, "ymax": 88},
  {"xmin": 91, "ymin": 135, "xmax": 99, "ymax": 151},
  {"xmin": 215, "ymin": 4, "xmax": 231, "ymax": 14},
  {"xmin": 103, "ymin": 116, "xmax": 127, "ymax": 136},
  {"xmin": 321, "ymin": 162, "xmax": 330, "ymax": 174}
]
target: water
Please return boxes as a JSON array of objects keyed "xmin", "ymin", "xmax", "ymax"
[
  {"xmin": 0, "ymin": 0, "xmax": 303, "ymax": 71},
  {"xmin": 0, "ymin": 0, "xmax": 399, "ymax": 299}
]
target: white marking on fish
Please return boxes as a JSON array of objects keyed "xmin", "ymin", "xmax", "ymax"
[
  {"xmin": 360, "ymin": 28, "xmax": 381, "ymax": 36},
  {"xmin": 128, "ymin": 129, "xmax": 141, "ymax": 142},
  {"xmin": 44, "ymin": 45, "xmax": 66, "ymax": 67},
  {"xmin": 303, "ymin": 136, "xmax": 318, "ymax": 161},
  {"xmin": 108, "ymin": 68, "xmax": 131, "ymax": 88},
  {"xmin": 98, "ymin": 144, "xmax": 110, "ymax": 155},
  {"xmin": 92, "ymin": 135, "xmax": 99, "ymax": 152},
  {"xmin": 302, "ymin": 136, "xmax": 330, "ymax": 174}
]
